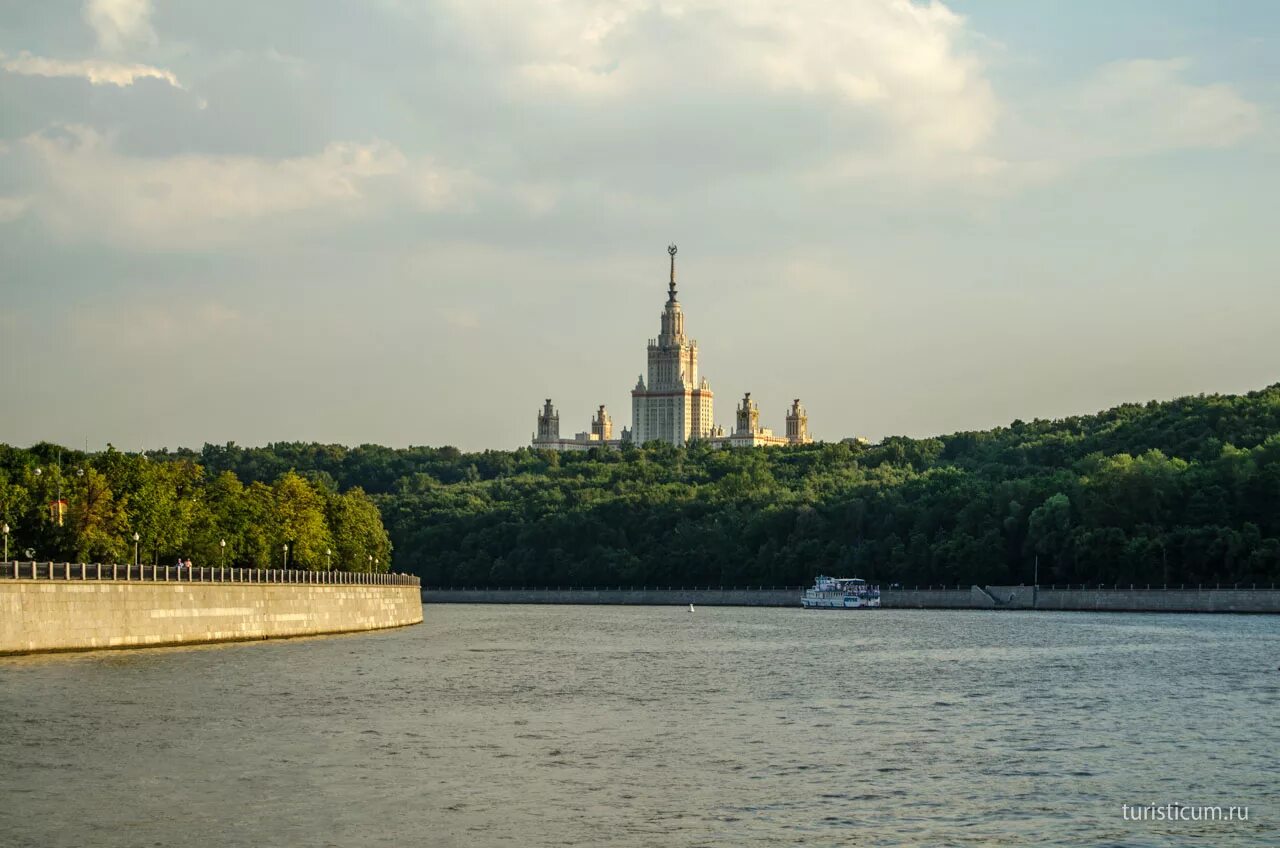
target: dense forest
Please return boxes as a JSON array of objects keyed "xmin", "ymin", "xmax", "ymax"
[
  {"xmin": 4, "ymin": 385, "xmax": 1279, "ymax": 586},
  {"xmin": 0, "ymin": 448, "xmax": 391, "ymax": 571}
]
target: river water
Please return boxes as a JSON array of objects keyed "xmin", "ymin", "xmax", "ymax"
[{"xmin": 1, "ymin": 606, "xmax": 1276, "ymax": 847}]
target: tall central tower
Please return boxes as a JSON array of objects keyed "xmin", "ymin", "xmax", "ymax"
[{"xmin": 631, "ymin": 245, "xmax": 715, "ymax": 445}]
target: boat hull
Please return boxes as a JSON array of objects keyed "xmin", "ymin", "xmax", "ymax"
[{"xmin": 801, "ymin": 593, "xmax": 881, "ymax": 609}]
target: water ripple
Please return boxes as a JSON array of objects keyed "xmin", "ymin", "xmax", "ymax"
[{"xmin": 0, "ymin": 607, "xmax": 1277, "ymax": 847}]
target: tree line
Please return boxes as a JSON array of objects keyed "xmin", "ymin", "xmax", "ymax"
[
  {"xmin": 0, "ymin": 447, "xmax": 391, "ymax": 571},
  {"xmin": 4, "ymin": 384, "xmax": 1278, "ymax": 586}
]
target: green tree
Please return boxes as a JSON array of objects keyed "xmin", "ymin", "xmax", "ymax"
[
  {"xmin": 327, "ymin": 487, "xmax": 392, "ymax": 571},
  {"xmin": 66, "ymin": 468, "xmax": 127, "ymax": 563},
  {"xmin": 1027, "ymin": 493, "xmax": 1072, "ymax": 580},
  {"xmin": 241, "ymin": 481, "xmax": 280, "ymax": 568},
  {"xmin": 273, "ymin": 472, "xmax": 332, "ymax": 569},
  {"xmin": 127, "ymin": 459, "xmax": 204, "ymax": 564}
]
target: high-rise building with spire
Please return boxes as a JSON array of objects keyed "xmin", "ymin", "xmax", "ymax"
[
  {"xmin": 531, "ymin": 246, "xmax": 814, "ymax": 451},
  {"xmin": 630, "ymin": 245, "xmax": 717, "ymax": 446}
]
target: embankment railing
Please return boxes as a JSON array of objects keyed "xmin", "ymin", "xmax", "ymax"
[{"xmin": 0, "ymin": 561, "xmax": 419, "ymax": 586}]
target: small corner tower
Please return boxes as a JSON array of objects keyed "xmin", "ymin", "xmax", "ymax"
[
  {"xmin": 786, "ymin": 398, "xmax": 812, "ymax": 444},
  {"xmin": 536, "ymin": 399, "xmax": 560, "ymax": 442},
  {"xmin": 735, "ymin": 392, "xmax": 761, "ymax": 435},
  {"xmin": 591, "ymin": 405, "xmax": 613, "ymax": 441}
]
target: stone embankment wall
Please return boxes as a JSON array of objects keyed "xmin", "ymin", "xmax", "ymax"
[
  {"xmin": 423, "ymin": 587, "xmax": 999, "ymax": 608},
  {"xmin": 423, "ymin": 586, "xmax": 1280, "ymax": 612},
  {"xmin": 2, "ymin": 579, "xmax": 423, "ymax": 655},
  {"xmin": 985, "ymin": 585, "xmax": 1279, "ymax": 613},
  {"xmin": 881, "ymin": 588, "xmax": 992, "ymax": 609}
]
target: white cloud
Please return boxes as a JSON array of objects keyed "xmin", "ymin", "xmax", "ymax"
[
  {"xmin": 440, "ymin": 307, "xmax": 481, "ymax": 330},
  {"xmin": 1060, "ymin": 59, "xmax": 1260, "ymax": 157},
  {"xmin": 70, "ymin": 300, "xmax": 249, "ymax": 351},
  {"xmin": 427, "ymin": 1, "xmax": 1266, "ymax": 192},
  {"xmin": 441, "ymin": 0, "xmax": 998, "ymax": 156},
  {"xmin": 83, "ymin": 0, "xmax": 157, "ymax": 52},
  {"xmin": 510, "ymin": 182, "xmax": 563, "ymax": 217},
  {"xmin": 1, "ymin": 4, "xmax": 1266, "ymax": 258},
  {"xmin": 408, "ymin": 158, "xmax": 478, "ymax": 210},
  {"xmin": 0, "ymin": 196, "xmax": 30, "ymax": 223},
  {"xmin": 721, "ymin": 0, "xmax": 996, "ymax": 153},
  {"xmin": 1, "ymin": 51, "xmax": 181, "ymax": 88},
  {"xmin": 806, "ymin": 55, "xmax": 1261, "ymax": 193},
  {"xmin": 17, "ymin": 125, "xmax": 470, "ymax": 249}
]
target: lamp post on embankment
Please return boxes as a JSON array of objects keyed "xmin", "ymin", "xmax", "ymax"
[
  {"xmin": 132, "ymin": 532, "xmax": 140, "ymax": 567},
  {"xmin": 282, "ymin": 544, "xmax": 289, "ymax": 570},
  {"xmin": 220, "ymin": 538, "xmax": 226, "ymax": 568},
  {"xmin": 2, "ymin": 523, "xmax": 8, "ymax": 563}
]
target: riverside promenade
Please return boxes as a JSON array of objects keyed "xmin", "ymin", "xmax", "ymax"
[
  {"xmin": 1, "ymin": 562, "xmax": 422, "ymax": 655},
  {"xmin": 423, "ymin": 583, "xmax": 1280, "ymax": 613}
]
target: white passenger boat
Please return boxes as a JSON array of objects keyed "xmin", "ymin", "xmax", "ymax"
[{"xmin": 801, "ymin": 575, "xmax": 881, "ymax": 609}]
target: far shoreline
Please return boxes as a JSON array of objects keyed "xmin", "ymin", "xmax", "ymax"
[{"xmin": 422, "ymin": 585, "xmax": 1280, "ymax": 614}]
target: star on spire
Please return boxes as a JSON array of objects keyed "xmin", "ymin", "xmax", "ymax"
[{"xmin": 667, "ymin": 244, "xmax": 678, "ymax": 301}]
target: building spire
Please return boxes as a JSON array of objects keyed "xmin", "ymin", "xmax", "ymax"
[{"xmin": 667, "ymin": 243, "xmax": 678, "ymax": 302}]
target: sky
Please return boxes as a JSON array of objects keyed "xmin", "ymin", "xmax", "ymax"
[{"xmin": 0, "ymin": 0, "xmax": 1277, "ymax": 452}]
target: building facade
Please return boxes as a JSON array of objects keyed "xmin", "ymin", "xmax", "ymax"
[
  {"xmin": 531, "ymin": 399, "xmax": 630, "ymax": 452},
  {"xmin": 703, "ymin": 392, "xmax": 811, "ymax": 448},
  {"xmin": 630, "ymin": 245, "xmax": 718, "ymax": 446},
  {"xmin": 532, "ymin": 246, "xmax": 814, "ymax": 451},
  {"xmin": 786, "ymin": 398, "xmax": 811, "ymax": 444}
]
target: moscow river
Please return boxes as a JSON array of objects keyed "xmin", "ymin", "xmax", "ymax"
[{"xmin": 1, "ymin": 606, "xmax": 1277, "ymax": 847}]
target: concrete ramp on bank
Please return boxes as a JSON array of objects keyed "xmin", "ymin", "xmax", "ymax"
[{"xmin": 970, "ymin": 585, "xmax": 999, "ymax": 608}]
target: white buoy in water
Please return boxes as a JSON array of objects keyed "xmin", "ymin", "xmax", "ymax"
[{"xmin": 689, "ymin": 603, "xmax": 695, "ymax": 612}]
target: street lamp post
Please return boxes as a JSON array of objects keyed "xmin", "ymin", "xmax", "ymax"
[
  {"xmin": 1033, "ymin": 554, "xmax": 1039, "ymax": 610},
  {"xmin": 374, "ymin": 557, "xmax": 379, "ymax": 572},
  {"xmin": 326, "ymin": 548, "xmax": 331, "ymax": 570},
  {"xmin": 2, "ymin": 523, "xmax": 8, "ymax": 563},
  {"xmin": 368, "ymin": 554, "xmax": 373, "ymax": 572},
  {"xmin": 283, "ymin": 543, "xmax": 289, "ymax": 570},
  {"xmin": 220, "ymin": 538, "xmax": 226, "ymax": 568},
  {"xmin": 132, "ymin": 532, "xmax": 140, "ymax": 567}
]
